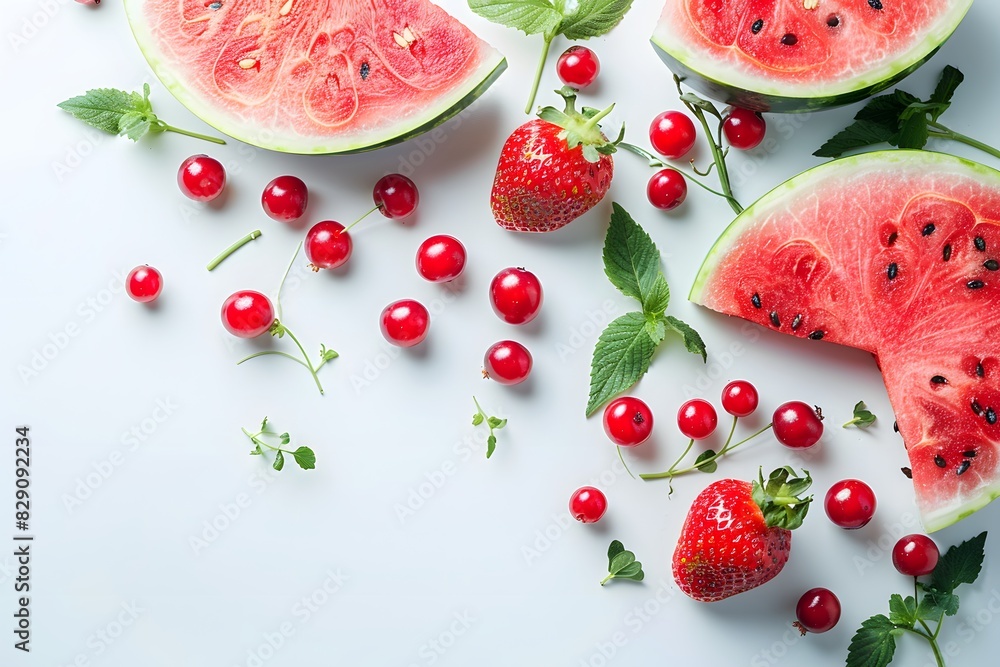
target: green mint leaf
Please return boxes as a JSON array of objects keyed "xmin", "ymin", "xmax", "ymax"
[
  {"xmin": 844, "ymin": 400, "xmax": 877, "ymax": 428},
  {"xmin": 602, "ymin": 203, "xmax": 663, "ymax": 306},
  {"xmin": 894, "ymin": 112, "xmax": 929, "ymax": 150},
  {"xmin": 118, "ymin": 111, "xmax": 152, "ymax": 142},
  {"xmin": 586, "ymin": 312, "xmax": 656, "ymax": 416},
  {"xmin": 930, "ymin": 531, "xmax": 987, "ymax": 596},
  {"xmin": 644, "ymin": 315, "xmax": 666, "ymax": 346},
  {"xmin": 929, "ymin": 65, "xmax": 964, "ymax": 119},
  {"xmin": 467, "ymin": 0, "xmax": 562, "ymax": 36},
  {"xmin": 292, "ymin": 446, "xmax": 316, "ymax": 470},
  {"xmin": 557, "ymin": 0, "xmax": 633, "ymax": 40},
  {"xmin": 854, "ymin": 93, "xmax": 912, "ymax": 128},
  {"xmin": 887, "ymin": 594, "xmax": 917, "ymax": 627},
  {"xmin": 916, "ymin": 594, "xmax": 948, "ymax": 621},
  {"xmin": 665, "ymin": 315, "xmax": 707, "ymax": 362},
  {"xmin": 486, "ymin": 434, "xmax": 497, "ymax": 459},
  {"xmin": 57, "ymin": 87, "xmax": 139, "ymax": 135},
  {"xmin": 643, "ymin": 275, "xmax": 670, "ymax": 318},
  {"xmin": 280, "ymin": 432, "xmax": 291, "ymax": 445},
  {"xmin": 694, "ymin": 450, "xmax": 718, "ymax": 473},
  {"xmin": 846, "ymin": 614, "xmax": 898, "ymax": 667},
  {"xmin": 922, "ymin": 590, "xmax": 960, "ymax": 617},
  {"xmin": 813, "ymin": 119, "xmax": 896, "ymax": 158},
  {"xmin": 609, "ymin": 550, "xmax": 635, "ymax": 574},
  {"xmin": 607, "ymin": 540, "xmax": 625, "ymax": 564},
  {"xmin": 273, "ymin": 450, "xmax": 285, "ymax": 471},
  {"xmin": 472, "ymin": 413, "xmax": 485, "ymax": 426}
]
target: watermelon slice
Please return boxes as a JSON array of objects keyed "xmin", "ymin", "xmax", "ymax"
[
  {"xmin": 691, "ymin": 151, "xmax": 1000, "ymax": 532},
  {"xmin": 652, "ymin": 0, "xmax": 973, "ymax": 112},
  {"xmin": 124, "ymin": 0, "xmax": 506, "ymax": 154}
]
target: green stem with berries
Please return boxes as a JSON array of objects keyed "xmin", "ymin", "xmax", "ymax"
[
  {"xmin": 207, "ymin": 230, "xmax": 262, "ymax": 271},
  {"xmin": 617, "ymin": 142, "xmax": 744, "ymax": 208},
  {"xmin": 639, "ymin": 421, "xmax": 774, "ymax": 481}
]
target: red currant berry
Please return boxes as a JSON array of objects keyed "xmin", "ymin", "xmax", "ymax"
[
  {"xmin": 677, "ymin": 399, "xmax": 718, "ymax": 440},
  {"xmin": 723, "ymin": 107, "xmax": 767, "ymax": 151},
  {"xmin": 721, "ymin": 380, "xmax": 759, "ymax": 417},
  {"xmin": 569, "ymin": 486, "xmax": 607, "ymax": 523},
  {"xmin": 825, "ymin": 479, "xmax": 877, "ymax": 529},
  {"xmin": 772, "ymin": 401, "xmax": 824, "ymax": 449},
  {"xmin": 489, "ymin": 267, "xmax": 542, "ymax": 325},
  {"xmin": 649, "ymin": 110, "xmax": 697, "ymax": 159},
  {"xmin": 647, "ymin": 168, "xmax": 688, "ymax": 211},
  {"xmin": 221, "ymin": 290, "xmax": 274, "ymax": 338},
  {"xmin": 177, "ymin": 154, "xmax": 226, "ymax": 202},
  {"xmin": 416, "ymin": 235, "xmax": 466, "ymax": 282},
  {"xmin": 603, "ymin": 397, "xmax": 654, "ymax": 447},
  {"xmin": 262, "ymin": 175, "xmax": 308, "ymax": 222},
  {"xmin": 126, "ymin": 265, "xmax": 162, "ymax": 303},
  {"xmin": 380, "ymin": 299, "xmax": 429, "ymax": 347},
  {"xmin": 373, "ymin": 174, "xmax": 419, "ymax": 220},
  {"xmin": 484, "ymin": 340, "xmax": 532, "ymax": 385},
  {"xmin": 556, "ymin": 46, "xmax": 600, "ymax": 88},
  {"xmin": 305, "ymin": 221, "xmax": 352, "ymax": 270},
  {"xmin": 892, "ymin": 534, "xmax": 940, "ymax": 577},
  {"xmin": 795, "ymin": 588, "xmax": 841, "ymax": 634}
]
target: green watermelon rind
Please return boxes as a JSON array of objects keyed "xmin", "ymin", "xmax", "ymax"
[
  {"xmin": 123, "ymin": 0, "xmax": 507, "ymax": 154},
  {"xmin": 689, "ymin": 149, "xmax": 1000, "ymax": 533},
  {"xmin": 651, "ymin": 1, "xmax": 973, "ymax": 113}
]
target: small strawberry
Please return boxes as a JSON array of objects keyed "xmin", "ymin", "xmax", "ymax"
[
  {"xmin": 491, "ymin": 87, "xmax": 619, "ymax": 233},
  {"xmin": 673, "ymin": 467, "xmax": 813, "ymax": 602}
]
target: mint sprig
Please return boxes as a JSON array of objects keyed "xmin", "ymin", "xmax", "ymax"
[
  {"xmin": 586, "ymin": 204, "xmax": 705, "ymax": 416},
  {"xmin": 846, "ymin": 532, "xmax": 987, "ymax": 667},
  {"xmin": 468, "ymin": 0, "xmax": 633, "ymax": 114},
  {"xmin": 600, "ymin": 540, "xmax": 644, "ymax": 586},
  {"xmin": 57, "ymin": 84, "xmax": 225, "ymax": 145},
  {"xmin": 843, "ymin": 400, "xmax": 877, "ymax": 429},
  {"xmin": 243, "ymin": 417, "xmax": 316, "ymax": 471},
  {"xmin": 815, "ymin": 66, "xmax": 1000, "ymax": 161},
  {"xmin": 472, "ymin": 397, "xmax": 507, "ymax": 459}
]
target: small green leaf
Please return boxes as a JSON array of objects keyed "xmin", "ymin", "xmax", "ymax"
[
  {"xmin": 602, "ymin": 203, "xmax": 663, "ymax": 305},
  {"xmin": 467, "ymin": 0, "xmax": 562, "ymax": 36},
  {"xmin": 665, "ymin": 316, "xmax": 707, "ymax": 362},
  {"xmin": 813, "ymin": 119, "xmax": 896, "ymax": 158},
  {"xmin": 694, "ymin": 450, "xmax": 718, "ymax": 473},
  {"xmin": 930, "ymin": 531, "xmax": 987, "ymax": 596},
  {"xmin": 607, "ymin": 540, "xmax": 625, "ymax": 564},
  {"xmin": 57, "ymin": 87, "xmax": 140, "ymax": 135},
  {"xmin": 586, "ymin": 312, "xmax": 656, "ymax": 416},
  {"xmin": 250, "ymin": 444, "xmax": 263, "ymax": 456},
  {"xmin": 558, "ymin": 0, "xmax": 633, "ymax": 40},
  {"xmin": 472, "ymin": 413, "xmax": 485, "ymax": 426},
  {"xmin": 888, "ymin": 594, "xmax": 917, "ymax": 627},
  {"xmin": 319, "ymin": 344, "xmax": 339, "ymax": 361},
  {"xmin": 292, "ymin": 446, "xmax": 316, "ymax": 470},
  {"xmin": 846, "ymin": 614, "xmax": 898, "ymax": 667},
  {"xmin": 854, "ymin": 93, "xmax": 912, "ymax": 128},
  {"xmin": 615, "ymin": 562, "xmax": 644, "ymax": 581},
  {"xmin": 644, "ymin": 316, "xmax": 666, "ymax": 346},
  {"xmin": 260, "ymin": 416, "xmax": 269, "ymax": 431},
  {"xmin": 273, "ymin": 450, "xmax": 285, "ymax": 471},
  {"xmin": 602, "ymin": 540, "xmax": 644, "ymax": 585},
  {"xmin": 916, "ymin": 594, "xmax": 948, "ymax": 621},
  {"xmin": 118, "ymin": 111, "xmax": 152, "ymax": 141},
  {"xmin": 643, "ymin": 275, "xmax": 670, "ymax": 318},
  {"xmin": 280, "ymin": 432, "xmax": 291, "ymax": 445},
  {"xmin": 486, "ymin": 434, "xmax": 497, "ymax": 459},
  {"xmin": 609, "ymin": 550, "xmax": 635, "ymax": 574},
  {"xmin": 844, "ymin": 400, "xmax": 877, "ymax": 428},
  {"xmin": 922, "ymin": 590, "xmax": 960, "ymax": 617},
  {"xmin": 894, "ymin": 112, "xmax": 929, "ymax": 150},
  {"xmin": 929, "ymin": 65, "xmax": 964, "ymax": 119}
]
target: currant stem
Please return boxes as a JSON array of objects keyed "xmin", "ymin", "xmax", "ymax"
[
  {"xmin": 616, "ymin": 142, "xmax": 743, "ymax": 208},
  {"xmin": 639, "ymin": 439, "xmax": 695, "ymax": 481},
  {"xmin": 344, "ymin": 205, "xmax": 379, "ymax": 232},
  {"xmin": 617, "ymin": 446, "xmax": 636, "ymax": 479},
  {"xmin": 207, "ymin": 230, "xmax": 262, "ymax": 271},
  {"xmin": 525, "ymin": 32, "xmax": 555, "ymax": 114},
  {"xmin": 281, "ymin": 325, "xmax": 325, "ymax": 395},
  {"xmin": 639, "ymin": 423, "xmax": 774, "ymax": 480},
  {"xmin": 928, "ymin": 122, "xmax": 1000, "ymax": 161},
  {"xmin": 276, "ymin": 241, "xmax": 302, "ymax": 322},
  {"xmin": 159, "ymin": 122, "xmax": 227, "ymax": 145},
  {"xmin": 236, "ymin": 350, "xmax": 310, "ymax": 370}
]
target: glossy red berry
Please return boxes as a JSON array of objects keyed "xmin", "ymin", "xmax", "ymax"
[
  {"xmin": 416, "ymin": 235, "xmax": 466, "ymax": 282},
  {"xmin": 126, "ymin": 266, "xmax": 162, "ymax": 303},
  {"xmin": 373, "ymin": 174, "xmax": 419, "ymax": 220},
  {"xmin": 649, "ymin": 111, "xmax": 697, "ymax": 160},
  {"xmin": 773, "ymin": 402, "xmax": 824, "ymax": 449},
  {"xmin": 569, "ymin": 486, "xmax": 608, "ymax": 523},
  {"xmin": 380, "ymin": 299, "xmax": 429, "ymax": 348},
  {"xmin": 603, "ymin": 397, "xmax": 654, "ymax": 447},
  {"xmin": 262, "ymin": 175, "xmax": 308, "ymax": 222},
  {"xmin": 721, "ymin": 380, "xmax": 759, "ymax": 417},
  {"xmin": 723, "ymin": 107, "xmax": 767, "ymax": 151},
  {"xmin": 647, "ymin": 168, "xmax": 688, "ymax": 211},
  {"xmin": 795, "ymin": 588, "xmax": 841, "ymax": 634},
  {"xmin": 825, "ymin": 479, "xmax": 877, "ymax": 529},
  {"xmin": 556, "ymin": 46, "xmax": 600, "ymax": 88},
  {"xmin": 221, "ymin": 290, "xmax": 274, "ymax": 338},
  {"xmin": 489, "ymin": 267, "xmax": 542, "ymax": 325},
  {"xmin": 484, "ymin": 340, "xmax": 532, "ymax": 385},
  {"xmin": 305, "ymin": 221, "xmax": 352, "ymax": 270},
  {"xmin": 677, "ymin": 399, "xmax": 718, "ymax": 440},
  {"xmin": 177, "ymin": 155, "xmax": 226, "ymax": 202},
  {"xmin": 892, "ymin": 534, "xmax": 940, "ymax": 577}
]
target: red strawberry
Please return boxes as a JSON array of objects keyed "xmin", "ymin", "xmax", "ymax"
[
  {"xmin": 673, "ymin": 467, "xmax": 813, "ymax": 602},
  {"xmin": 491, "ymin": 88, "xmax": 617, "ymax": 233}
]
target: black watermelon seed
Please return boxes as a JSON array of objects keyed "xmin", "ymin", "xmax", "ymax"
[
  {"xmin": 985, "ymin": 260, "xmax": 999, "ymax": 271},
  {"xmin": 808, "ymin": 330, "xmax": 825, "ymax": 340},
  {"xmin": 957, "ymin": 460, "xmax": 971, "ymax": 476},
  {"xmin": 972, "ymin": 400, "xmax": 984, "ymax": 415},
  {"xmin": 901, "ymin": 466, "xmax": 912, "ymax": 479},
  {"xmin": 781, "ymin": 33, "xmax": 798, "ymax": 46},
  {"xmin": 987, "ymin": 408, "xmax": 998, "ymax": 425},
  {"xmin": 977, "ymin": 362, "xmax": 985, "ymax": 378},
  {"xmin": 769, "ymin": 311, "xmax": 781, "ymax": 327},
  {"xmin": 943, "ymin": 244, "xmax": 952, "ymax": 261},
  {"xmin": 360, "ymin": 62, "xmax": 370, "ymax": 80},
  {"xmin": 964, "ymin": 450, "xmax": 978, "ymax": 458},
  {"xmin": 887, "ymin": 231, "xmax": 898, "ymax": 246},
  {"xmin": 751, "ymin": 292, "xmax": 762, "ymax": 309},
  {"xmin": 893, "ymin": 420, "xmax": 899, "ymax": 433},
  {"xmin": 751, "ymin": 19, "xmax": 764, "ymax": 34},
  {"xmin": 922, "ymin": 223, "xmax": 936, "ymax": 236},
  {"xmin": 968, "ymin": 280, "xmax": 986, "ymax": 290},
  {"xmin": 931, "ymin": 375, "xmax": 948, "ymax": 385},
  {"xmin": 935, "ymin": 455, "xmax": 947, "ymax": 468},
  {"xmin": 791, "ymin": 313, "xmax": 802, "ymax": 330},
  {"xmin": 827, "ymin": 15, "xmax": 840, "ymax": 28},
  {"xmin": 869, "ymin": 0, "xmax": 883, "ymax": 9},
  {"xmin": 975, "ymin": 236, "xmax": 987, "ymax": 251},
  {"xmin": 887, "ymin": 262, "xmax": 898, "ymax": 280}
]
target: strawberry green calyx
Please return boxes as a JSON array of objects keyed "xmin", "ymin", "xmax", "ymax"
[
  {"xmin": 536, "ymin": 87, "xmax": 621, "ymax": 163},
  {"xmin": 752, "ymin": 467, "xmax": 813, "ymax": 531}
]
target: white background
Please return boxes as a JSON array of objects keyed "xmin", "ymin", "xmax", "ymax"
[{"xmin": 2, "ymin": 1, "xmax": 999, "ymax": 666}]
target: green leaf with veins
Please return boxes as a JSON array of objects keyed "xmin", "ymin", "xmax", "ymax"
[
  {"xmin": 292, "ymin": 447, "xmax": 316, "ymax": 470},
  {"xmin": 843, "ymin": 400, "xmax": 877, "ymax": 428},
  {"xmin": 587, "ymin": 312, "xmax": 656, "ymax": 417},
  {"xmin": 602, "ymin": 203, "xmax": 662, "ymax": 304},
  {"xmin": 665, "ymin": 316, "xmax": 707, "ymax": 362},
  {"xmin": 846, "ymin": 614, "xmax": 898, "ymax": 667},
  {"xmin": 472, "ymin": 397, "xmax": 507, "ymax": 459},
  {"xmin": 558, "ymin": 0, "xmax": 633, "ymax": 39},
  {"xmin": 601, "ymin": 540, "xmax": 644, "ymax": 585},
  {"xmin": 694, "ymin": 450, "xmax": 718, "ymax": 473},
  {"xmin": 273, "ymin": 450, "xmax": 285, "ymax": 471}
]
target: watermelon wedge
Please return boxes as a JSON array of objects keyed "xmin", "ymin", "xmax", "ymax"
[
  {"xmin": 652, "ymin": 0, "xmax": 973, "ymax": 112},
  {"xmin": 691, "ymin": 151, "xmax": 1000, "ymax": 532},
  {"xmin": 124, "ymin": 0, "xmax": 506, "ymax": 154}
]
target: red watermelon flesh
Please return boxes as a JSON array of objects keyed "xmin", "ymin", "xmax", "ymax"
[{"xmin": 690, "ymin": 151, "xmax": 1000, "ymax": 531}]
